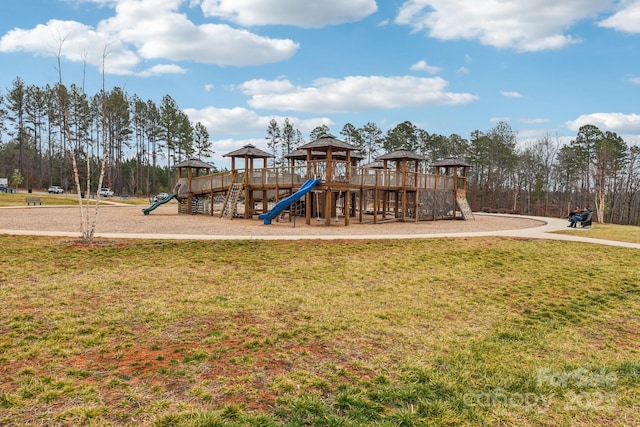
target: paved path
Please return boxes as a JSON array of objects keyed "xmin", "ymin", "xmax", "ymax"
[
  {"xmin": 463, "ymin": 214, "xmax": 640, "ymax": 248},
  {"xmin": 1, "ymin": 211, "xmax": 638, "ymax": 248}
]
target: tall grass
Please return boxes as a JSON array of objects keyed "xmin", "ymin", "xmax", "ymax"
[{"xmin": 0, "ymin": 235, "xmax": 638, "ymax": 426}]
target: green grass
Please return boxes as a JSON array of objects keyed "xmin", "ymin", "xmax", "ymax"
[
  {"xmin": 0, "ymin": 192, "xmax": 153, "ymax": 206},
  {"xmin": 0, "ymin": 235, "xmax": 638, "ymax": 426},
  {"xmin": 556, "ymin": 223, "xmax": 640, "ymax": 244}
]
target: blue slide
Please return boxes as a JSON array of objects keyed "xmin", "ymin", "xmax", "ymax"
[
  {"xmin": 259, "ymin": 179, "xmax": 320, "ymax": 225},
  {"xmin": 142, "ymin": 193, "xmax": 177, "ymax": 215}
]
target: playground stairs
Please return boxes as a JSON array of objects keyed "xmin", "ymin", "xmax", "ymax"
[
  {"xmin": 456, "ymin": 190, "xmax": 475, "ymax": 220},
  {"xmin": 221, "ymin": 183, "xmax": 243, "ymax": 218}
]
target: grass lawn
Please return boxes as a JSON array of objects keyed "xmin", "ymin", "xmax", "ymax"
[
  {"xmin": 0, "ymin": 192, "xmax": 155, "ymax": 207},
  {"xmin": 0, "ymin": 235, "xmax": 638, "ymax": 426},
  {"xmin": 555, "ymin": 223, "xmax": 640, "ymax": 244}
]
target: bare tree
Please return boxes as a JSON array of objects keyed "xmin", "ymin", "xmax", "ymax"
[{"xmin": 54, "ymin": 31, "xmax": 112, "ymax": 242}]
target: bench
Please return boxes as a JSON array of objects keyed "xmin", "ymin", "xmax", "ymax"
[
  {"xmin": 26, "ymin": 197, "xmax": 42, "ymax": 206},
  {"xmin": 580, "ymin": 211, "xmax": 593, "ymax": 228}
]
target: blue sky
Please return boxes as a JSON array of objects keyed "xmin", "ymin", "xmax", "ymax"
[{"xmin": 1, "ymin": 0, "xmax": 640, "ymax": 169}]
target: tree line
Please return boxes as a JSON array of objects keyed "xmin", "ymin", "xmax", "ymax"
[
  {"xmin": 267, "ymin": 119, "xmax": 640, "ymax": 226},
  {"xmin": 1, "ymin": 76, "xmax": 639, "ymax": 225},
  {"xmin": 0, "ymin": 77, "xmax": 213, "ymax": 197}
]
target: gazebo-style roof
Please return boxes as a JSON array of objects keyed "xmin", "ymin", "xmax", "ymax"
[
  {"xmin": 223, "ymin": 144, "xmax": 273, "ymax": 172},
  {"xmin": 298, "ymin": 134, "xmax": 359, "ymax": 152},
  {"xmin": 285, "ymin": 149, "xmax": 364, "ymax": 161},
  {"xmin": 223, "ymin": 144, "xmax": 273, "ymax": 159},
  {"xmin": 174, "ymin": 158, "xmax": 214, "ymax": 169},
  {"xmin": 376, "ymin": 148, "xmax": 426, "ymax": 162},
  {"xmin": 285, "ymin": 149, "xmax": 324, "ymax": 160},
  {"xmin": 173, "ymin": 158, "xmax": 215, "ymax": 196},
  {"xmin": 375, "ymin": 148, "xmax": 425, "ymax": 175},
  {"xmin": 362, "ymin": 160, "xmax": 384, "ymax": 169},
  {"xmin": 433, "ymin": 157, "xmax": 471, "ymax": 167}
]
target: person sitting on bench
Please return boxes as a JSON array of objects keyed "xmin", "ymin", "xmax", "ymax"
[
  {"xmin": 568, "ymin": 207, "xmax": 591, "ymax": 228},
  {"xmin": 567, "ymin": 206, "xmax": 580, "ymax": 218},
  {"xmin": 579, "ymin": 208, "xmax": 593, "ymax": 227}
]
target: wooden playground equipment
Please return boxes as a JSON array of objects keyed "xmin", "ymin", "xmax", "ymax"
[{"xmin": 171, "ymin": 134, "xmax": 474, "ymax": 226}]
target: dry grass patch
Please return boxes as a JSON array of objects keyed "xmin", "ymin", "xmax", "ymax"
[
  {"xmin": 0, "ymin": 192, "xmax": 81, "ymax": 206},
  {"xmin": 555, "ymin": 222, "xmax": 640, "ymax": 244},
  {"xmin": 0, "ymin": 192, "xmax": 155, "ymax": 207},
  {"xmin": 0, "ymin": 235, "xmax": 638, "ymax": 426}
]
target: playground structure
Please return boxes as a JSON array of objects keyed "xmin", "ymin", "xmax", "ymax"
[{"xmin": 169, "ymin": 134, "xmax": 473, "ymax": 226}]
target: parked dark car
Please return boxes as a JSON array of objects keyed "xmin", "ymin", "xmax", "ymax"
[{"xmin": 0, "ymin": 184, "xmax": 16, "ymax": 193}]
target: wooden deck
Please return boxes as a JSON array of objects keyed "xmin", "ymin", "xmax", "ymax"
[
  {"xmin": 175, "ymin": 161, "xmax": 464, "ymax": 225},
  {"xmin": 179, "ymin": 161, "xmax": 456, "ymax": 196}
]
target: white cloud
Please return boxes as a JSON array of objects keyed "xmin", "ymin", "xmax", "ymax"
[
  {"xmin": 0, "ymin": 0, "xmax": 299, "ymax": 75},
  {"xmin": 137, "ymin": 64, "xmax": 187, "ymax": 77},
  {"xmin": 0, "ymin": 19, "xmax": 140, "ymax": 75},
  {"xmin": 199, "ymin": 136, "xmax": 270, "ymax": 168},
  {"xmin": 410, "ymin": 59, "xmax": 441, "ymax": 74},
  {"xmin": 99, "ymin": 0, "xmax": 299, "ymax": 66},
  {"xmin": 631, "ymin": 77, "xmax": 640, "ymax": 85},
  {"xmin": 500, "ymin": 90, "xmax": 524, "ymax": 98},
  {"xmin": 205, "ymin": 83, "xmax": 215, "ymax": 92},
  {"xmin": 395, "ymin": 0, "xmax": 611, "ymax": 51},
  {"xmin": 517, "ymin": 130, "xmax": 572, "ymax": 146},
  {"xmin": 239, "ymin": 75, "xmax": 478, "ymax": 113},
  {"xmin": 183, "ymin": 105, "xmax": 334, "ymax": 135},
  {"xmin": 199, "ymin": 0, "xmax": 378, "ymax": 28},
  {"xmin": 599, "ymin": 1, "xmax": 640, "ymax": 33},
  {"xmin": 566, "ymin": 113, "xmax": 640, "ymax": 134},
  {"xmin": 237, "ymin": 78, "xmax": 297, "ymax": 95}
]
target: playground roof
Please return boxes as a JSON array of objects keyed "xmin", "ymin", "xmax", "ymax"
[
  {"xmin": 363, "ymin": 161, "xmax": 384, "ymax": 169},
  {"xmin": 433, "ymin": 157, "xmax": 472, "ymax": 167},
  {"xmin": 285, "ymin": 149, "xmax": 364, "ymax": 161},
  {"xmin": 298, "ymin": 134, "xmax": 359, "ymax": 151},
  {"xmin": 223, "ymin": 144, "xmax": 274, "ymax": 158},
  {"xmin": 285, "ymin": 149, "xmax": 321, "ymax": 160},
  {"xmin": 376, "ymin": 149, "xmax": 425, "ymax": 161},
  {"xmin": 174, "ymin": 158, "xmax": 215, "ymax": 169}
]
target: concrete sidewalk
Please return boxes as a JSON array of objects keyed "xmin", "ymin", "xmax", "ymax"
[
  {"xmin": 461, "ymin": 214, "xmax": 640, "ymax": 249},
  {"xmin": 1, "ymin": 213, "xmax": 638, "ymax": 248}
]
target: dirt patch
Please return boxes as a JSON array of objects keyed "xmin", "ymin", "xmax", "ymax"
[{"xmin": 0, "ymin": 204, "xmax": 544, "ymax": 238}]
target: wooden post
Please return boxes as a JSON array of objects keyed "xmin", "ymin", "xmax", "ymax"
[
  {"xmin": 414, "ymin": 161, "xmax": 419, "ymax": 222},
  {"xmin": 306, "ymin": 149, "xmax": 312, "ymax": 225},
  {"xmin": 394, "ymin": 191, "xmax": 399, "ymax": 219},
  {"xmin": 325, "ymin": 189, "xmax": 332, "ymax": 226},
  {"xmin": 324, "ymin": 148, "xmax": 333, "ymax": 226},
  {"xmin": 243, "ymin": 156, "xmax": 250, "ymax": 218},
  {"xmin": 373, "ymin": 171, "xmax": 378, "ymax": 224},
  {"xmin": 434, "ymin": 165, "xmax": 439, "ymax": 221},
  {"xmin": 344, "ymin": 190, "xmax": 350, "ymax": 226},
  {"xmin": 210, "ymin": 175, "xmax": 214, "ymax": 216},
  {"xmin": 187, "ymin": 166, "xmax": 193, "ymax": 214},
  {"xmin": 400, "ymin": 159, "xmax": 407, "ymax": 221}
]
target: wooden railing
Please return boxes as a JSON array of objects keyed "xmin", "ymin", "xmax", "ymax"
[{"xmin": 179, "ymin": 162, "xmax": 461, "ymax": 195}]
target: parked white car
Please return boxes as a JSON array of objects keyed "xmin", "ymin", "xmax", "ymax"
[
  {"xmin": 48, "ymin": 185, "xmax": 64, "ymax": 194},
  {"xmin": 98, "ymin": 188, "xmax": 114, "ymax": 197},
  {"xmin": 152, "ymin": 192, "xmax": 170, "ymax": 203}
]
